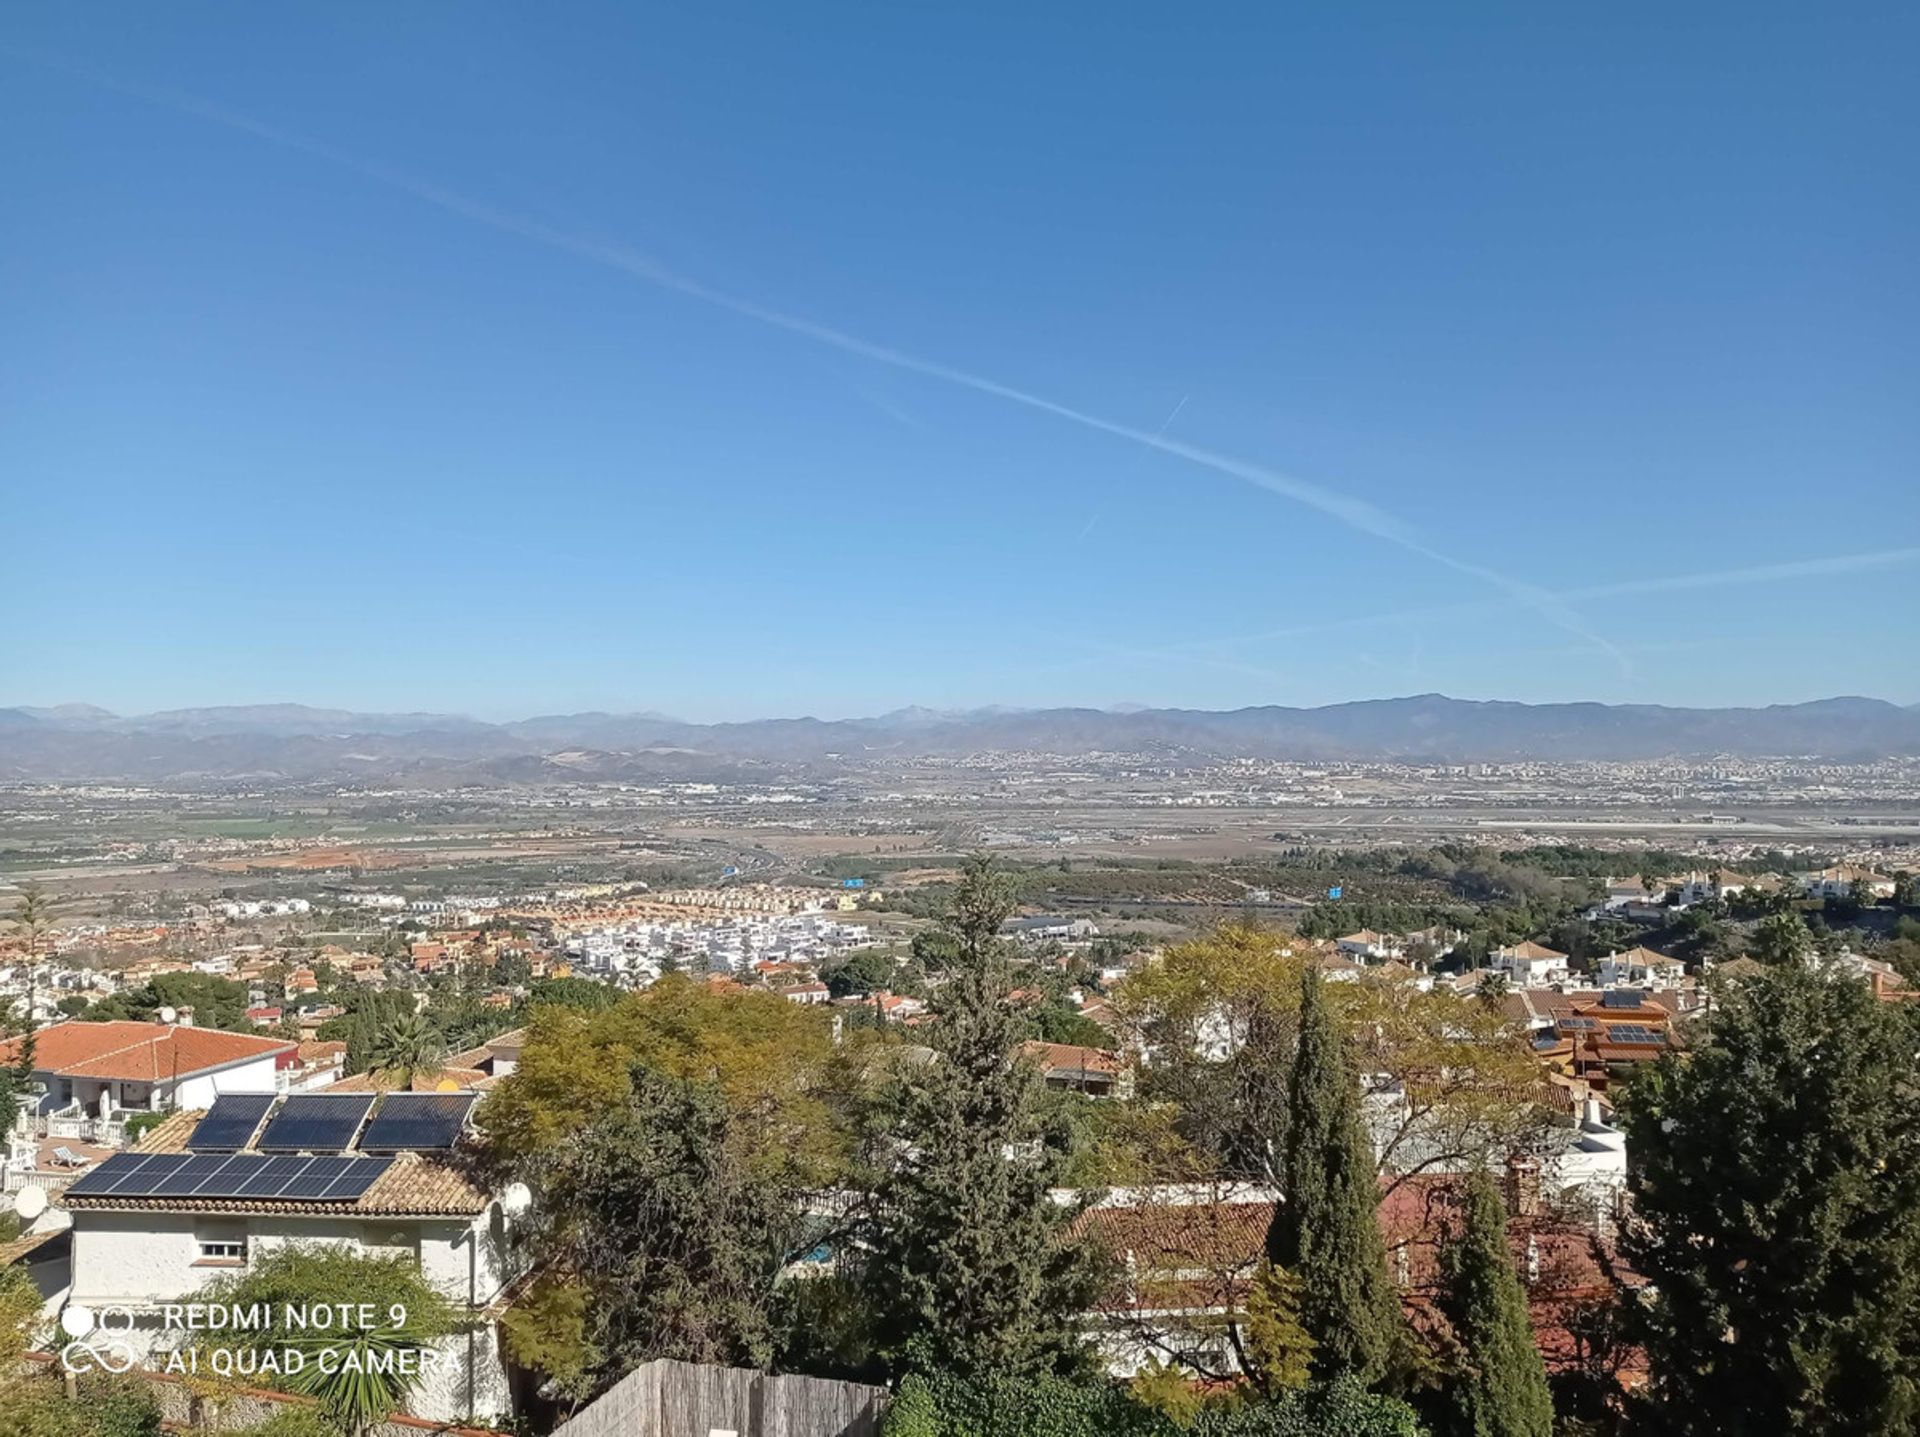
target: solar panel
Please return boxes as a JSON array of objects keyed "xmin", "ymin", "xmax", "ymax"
[
  {"xmin": 320, "ymin": 1158, "xmax": 392, "ymax": 1200},
  {"xmin": 359, "ymin": 1093, "xmax": 476, "ymax": 1152},
  {"xmin": 188, "ymin": 1094, "xmax": 276, "ymax": 1152},
  {"xmin": 1602, "ymin": 989, "xmax": 1645, "ymax": 1009},
  {"xmin": 64, "ymin": 1152, "xmax": 157, "ymax": 1197},
  {"xmin": 278, "ymin": 1156, "xmax": 360, "ymax": 1199},
  {"xmin": 151, "ymin": 1154, "xmax": 245, "ymax": 1197},
  {"xmin": 110, "ymin": 1153, "xmax": 195, "ymax": 1197},
  {"xmin": 64, "ymin": 1151, "xmax": 393, "ymax": 1204},
  {"xmin": 258, "ymin": 1095, "xmax": 375, "ymax": 1153},
  {"xmin": 231, "ymin": 1155, "xmax": 315, "ymax": 1199},
  {"xmin": 1560, "ymin": 1016, "xmax": 1598, "ymax": 1031},
  {"xmin": 1606, "ymin": 1023, "xmax": 1665, "ymax": 1045}
]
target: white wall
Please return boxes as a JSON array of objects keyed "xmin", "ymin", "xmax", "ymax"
[
  {"xmin": 174, "ymin": 1054, "xmax": 283, "ymax": 1109},
  {"xmin": 66, "ymin": 1205, "xmax": 515, "ymax": 1422}
]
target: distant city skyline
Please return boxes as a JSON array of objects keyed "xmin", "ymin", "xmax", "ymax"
[{"xmin": 5, "ymin": 5, "xmax": 1915, "ymax": 721}]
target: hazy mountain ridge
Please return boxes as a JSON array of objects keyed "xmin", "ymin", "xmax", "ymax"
[{"xmin": 1, "ymin": 696, "xmax": 1916, "ymax": 783}]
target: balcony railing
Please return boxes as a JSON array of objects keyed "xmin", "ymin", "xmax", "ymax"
[{"xmin": 13, "ymin": 1106, "xmax": 134, "ymax": 1148}]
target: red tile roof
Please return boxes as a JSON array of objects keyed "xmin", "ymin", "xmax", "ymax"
[
  {"xmin": 0, "ymin": 1021, "xmax": 293, "ymax": 1083},
  {"xmin": 1018, "ymin": 1041, "xmax": 1122, "ymax": 1076}
]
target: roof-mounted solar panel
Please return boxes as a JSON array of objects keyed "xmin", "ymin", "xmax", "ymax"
[
  {"xmin": 64, "ymin": 1152, "xmax": 158, "ymax": 1197},
  {"xmin": 230, "ymin": 1155, "xmax": 315, "ymax": 1200},
  {"xmin": 188, "ymin": 1094, "xmax": 276, "ymax": 1152},
  {"xmin": 113, "ymin": 1153, "xmax": 195, "ymax": 1197},
  {"xmin": 151, "ymin": 1154, "xmax": 244, "ymax": 1197},
  {"xmin": 321, "ymin": 1158, "xmax": 392, "ymax": 1201},
  {"xmin": 64, "ymin": 1151, "xmax": 392, "ymax": 1204},
  {"xmin": 278, "ymin": 1156, "xmax": 359, "ymax": 1199},
  {"xmin": 257, "ymin": 1094, "xmax": 376, "ymax": 1153},
  {"xmin": 358, "ymin": 1093, "xmax": 476, "ymax": 1152}
]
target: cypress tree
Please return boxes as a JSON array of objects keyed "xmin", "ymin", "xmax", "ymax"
[
  {"xmin": 866, "ymin": 855, "xmax": 1098, "ymax": 1379},
  {"xmin": 1266, "ymin": 963, "xmax": 1402, "ymax": 1386},
  {"xmin": 1623, "ymin": 962, "xmax": 1920, "ymax": 1434},
  {"xmin": 1437, "ymin": 1170, "xmax": 1554, "ymax": 1437}
]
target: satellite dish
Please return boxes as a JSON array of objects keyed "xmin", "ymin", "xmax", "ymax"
[
  {"xmin": 157, "ymin": 1006, "xmax": 179, "ymax": 1025},
  {"xmin": 14, "ymin": 1185, "xmax": 47, "ymax": 1221}
]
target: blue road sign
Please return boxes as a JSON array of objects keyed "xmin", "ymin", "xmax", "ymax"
[
  {"xmin": 842, "ymin": 878, "xmax": 866, "ymax": 889},
  {"xmin": 1327, "ymin": 886, "xmax": 1343, "ymax": 900},
  {"xmin": 721, "ymin": 866, "xmax": 739, "ymax": 877}
]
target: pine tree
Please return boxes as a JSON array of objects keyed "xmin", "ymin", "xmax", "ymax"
[
  {"xmin": 865, "ymin": 854, "xmax": 1098, "ymax": 1379},
  {"xmin": 1265, "ymin": 963, "xmax": 1402, "ymax": 1386},
  {"xmin": 1242, "ymin": 1258, "xmax": 1315, "ymax": 1395},
  {"xmin": 1437, "ymin": 1171, "xmax": 1553, "ymax": 1437},
  {"xmin": 1623, "ymin": 962, "xmax": 1920, "ymax": 1433}
]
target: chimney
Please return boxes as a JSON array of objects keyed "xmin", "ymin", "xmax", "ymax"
[
  {"xmin": 1503, "ymin": 1151, "xmax": 1542, "ymax": 1220},
  {"xmin": 175, "ymin": 1006, "xmax": 195, "ymax": 1028}
]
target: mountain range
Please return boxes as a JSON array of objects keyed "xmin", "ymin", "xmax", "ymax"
[{"xmin": 2, "ymin": 696, "xmax": 1917, "ymax": 786}]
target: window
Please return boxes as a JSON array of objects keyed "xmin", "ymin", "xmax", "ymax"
[
  {"xmin": 364, "ymin": 1225, "xmax": 421, "ymax": 1264},
  {"xmin": 195, "ymin": 1224, "xmax": 248, "ymax": 1264}
]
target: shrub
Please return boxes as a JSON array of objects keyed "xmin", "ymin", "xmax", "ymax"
[{"xmin": 880, "ymin": 1371, "xmax": 1425, "ymax": 1437}]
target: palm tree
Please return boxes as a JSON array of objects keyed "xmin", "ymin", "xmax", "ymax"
[
  {"xmin": 202, "ymin": 1243, "xmax": 456, "ymax": 1437},
  {"xmin": 369, "ymin": 1011, "xmax": 444, "ymax": 1089}
]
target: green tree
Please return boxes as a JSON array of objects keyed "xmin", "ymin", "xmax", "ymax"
[
  {"xmin": 188, "ymin": 1244, "xmax": 456, "ymax": 1436},
  {"xmin": 145, "ymin": 972, "xmax": 250, "ymax": 1031},
  {"xmin": 825, "ymin": 948, "xmax": 897, "ymax": 998},
  {"xmin": 865, "ymin": 854, "xmax": 1100, "ymax": 1379},
  {"xmin": 527, "ymin": 975, "xmax": 619, "ymax": 1012},
  {"xmin": 520, "ymin": 1065, "xmax": 807, "ymax": 1392},
  {"xmin": 1242, "ymin": 1259, "xmax": 1315, "ymax": 1395},
  {"xmin": 369, "ymin": 1010, "xmax": 444, "ymax": 1088},
  {"xmin": 1750, "ymin": 912, "xmax": 1813, "ymax": 967},
  {"xmin": 1435, "ymin": 1172, "xmax": 1552, "ymax": 1437},
  {"xmin": 1622, "ymin": 963, "xmax": 1920, "ymax": 1433},
  {"xmin": 1265, "ymin": 965, "xmax": 1402, "ymax": 1387},
  {"xmin": 6, "ymin": 884, "xmax": 50, "ymax": 1096},
  {"xmin": 490, "ymin": 952, "xmax": 532, "ymax": 989},
  {"xmin": 322, "ymin": 990, "xmax": 419, "ymax": 1074}
]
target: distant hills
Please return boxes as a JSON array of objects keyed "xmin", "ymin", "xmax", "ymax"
[{"xmin": 1, "ymin": 696, "xmax": 1916, "ymax": 785}]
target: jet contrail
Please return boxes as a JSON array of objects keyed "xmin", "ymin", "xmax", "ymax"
[
  {"xmin": 13, "ymin": 50, "xmax": 1627, "ymax": 667},
  {"xmin": 1176, "ymin": 545, "xmax": 1920, "ymax": 654}
]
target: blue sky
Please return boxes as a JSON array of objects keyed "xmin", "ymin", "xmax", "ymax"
[{"xmin": 4, "ymin": 4, "xmax": 1915, "ymax": 721}]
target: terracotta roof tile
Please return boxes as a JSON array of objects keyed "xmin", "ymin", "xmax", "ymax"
[{"xmin": 0, "ymin": 1021, "xmax": 293, "ymax": 1082}]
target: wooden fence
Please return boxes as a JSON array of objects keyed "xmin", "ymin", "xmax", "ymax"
[{"xmin": 553, "ymin": 1359, "xmax": 890, "ymax": 1437}]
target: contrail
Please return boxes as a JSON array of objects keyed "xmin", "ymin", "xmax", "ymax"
[
  {"xmin": 1177, "ymin": 545, "xmax": 1920, "ymax": 654},
  {"xmin": 13, "ymin": 51, "xmax": 1626, "ymax": 667},
  {"xmin": 1154, "ymin": 394, "xmax": 1189, "ymax": 438}
]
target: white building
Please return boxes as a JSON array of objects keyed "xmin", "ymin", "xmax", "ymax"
[
  {"xmin": 60, "ymin": 1098, "xmax": 520, "ymax": 1425},
  {"xmin": 1002, "ymin": 915, "xmax": 1100, "ymax": 943},
  {"xmin": 1335, "ymin": 929, "xmax": 1404, "ymax": 963},
  {"xmin": 1593, "ymin": 946, "xmax": 1687, "ymax": 991},
  {"xmin": 2, "ymin": 1022, "xmax": 293, "ymax": 1149},
  {"xmin": 1490, "ymin": 941, "xmax": 1570, "ymax": 989},
  {"xmin": 1799, "ymin": 865, "xmax": 1896, "ymax": 901}
]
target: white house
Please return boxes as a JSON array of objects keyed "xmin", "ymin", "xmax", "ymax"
[
  {"xmin": 1490, "ymin": 941, "xmax": 1570, "ymax": 989},
  {"xmin": 1335, "ymin": 929, "xmax": 1404, "ymax": 963},
  {"xmin": 1599, "ymin": 877, "xmax": 1660, "ymax": 910},
  {"xmin": 1, "ymin": 1022, "xmax": 293, "ymax": 1148},
  {"xmin": 1593, "ymin": 946, "xmax": 1687, "ymax": 991},
  {"xmin": 60, "ymin": 1097, "xmax": 520, "ymax": 1425},
  {"xmin": 1543, "ymin": 1096, "xmax": 1630, "ymax": 1222},
  {"xmin": 1799, "ymin": 865, "xmax": 1896, "ymax": 901},
  {"xmin": 1002, "ymin": 915, "xmax": 1100, "ymax": 943}
]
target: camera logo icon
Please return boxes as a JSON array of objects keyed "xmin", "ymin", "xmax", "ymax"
[{"xmin": 60, "ymin": 1305, "xmax": 139, "ymax": 1374}]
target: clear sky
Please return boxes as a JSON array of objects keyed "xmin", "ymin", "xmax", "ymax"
[{"xmin": 4, "ymin": 4, "xmax": 1915, "ymax": 721}]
